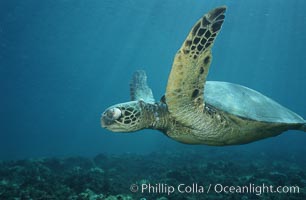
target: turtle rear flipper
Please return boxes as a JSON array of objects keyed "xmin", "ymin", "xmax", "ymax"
[
  {"xmin": 166, "ymin": 6, "xmax": 226, "ymax": 127},
  {"xmin": 130, "ymin": 70, "xmax": 155, "ymax": 103}
]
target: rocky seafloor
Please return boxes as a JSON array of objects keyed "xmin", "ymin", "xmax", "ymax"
[{"xmin": 0, "ymin": 149, "xmax": 305, "ymax": 200}]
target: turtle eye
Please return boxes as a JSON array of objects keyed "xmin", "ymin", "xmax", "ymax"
[{"xmin": 106, "ymin": 108, "xmax": 122, "ymax": 120}]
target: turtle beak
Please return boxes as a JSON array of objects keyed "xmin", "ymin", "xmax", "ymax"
[
  {"xmin": 100, "ymin": 112, "xmax": 112, "ymax": 128},
  {"xmin": 100, "ymin": 113, "xmax": 106, "ymax": 128},
  {"xmin": 100, "ymin": 114, "xmax": 106, "ymax": 128}
]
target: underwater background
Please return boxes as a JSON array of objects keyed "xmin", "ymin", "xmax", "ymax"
[{"xmin": 0, "ymin": 0, "xmax": 306, "ymax": 199}]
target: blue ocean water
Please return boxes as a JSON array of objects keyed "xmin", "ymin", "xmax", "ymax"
[{"xmin": 0, "ymin": 0, "xmax": 306, "ymax": 162}]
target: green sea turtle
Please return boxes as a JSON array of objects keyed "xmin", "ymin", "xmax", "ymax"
[{"xmin": 101, "ymin": 6, "xmax": 306, "ymax": 145}]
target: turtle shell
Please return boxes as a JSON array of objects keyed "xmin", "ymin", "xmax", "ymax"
[{"xmin": 204, "ymin": 81, "xmax": 305, "ymax": 123}]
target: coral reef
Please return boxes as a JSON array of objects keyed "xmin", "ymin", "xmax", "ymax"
[{"xmin": 0, "ymin": 149, "xmax": 305, "ymax": 199}]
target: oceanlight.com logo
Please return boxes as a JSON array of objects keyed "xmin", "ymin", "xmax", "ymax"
[{"xmin": 129, "ymin": 183, "xmax": 300, "ymax": 196}]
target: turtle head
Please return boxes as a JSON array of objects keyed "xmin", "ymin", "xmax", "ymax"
[{"xmin": 101, "ymin": 101, "xmax": 144, "ymax": 132}]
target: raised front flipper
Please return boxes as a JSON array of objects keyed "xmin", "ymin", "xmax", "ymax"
[
  {"xmin": 165, "ymin": 6, "xmax": 226, "ymax": 127},
  {"xmin": 130, "ymin": 70, "xmax": 155, "ymax": 103}
]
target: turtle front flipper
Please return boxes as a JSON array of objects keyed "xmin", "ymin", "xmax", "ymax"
[
  {"xmin": 130, "ymin": 70, "xmax": 155, "ymax": 103},
  {"xmin": 165, "ymin": 6, "xmax": 226, "ymax": 127}
]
